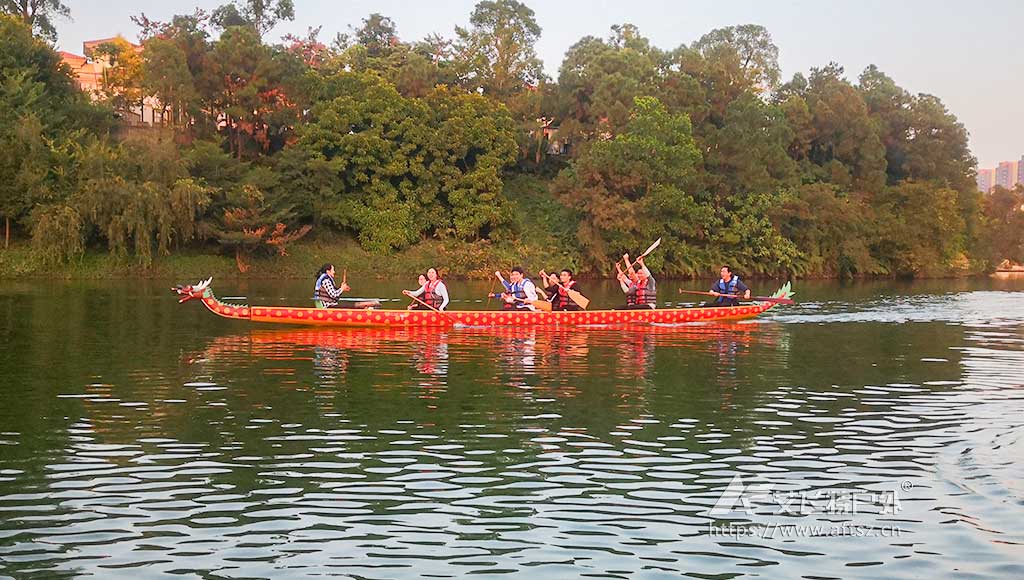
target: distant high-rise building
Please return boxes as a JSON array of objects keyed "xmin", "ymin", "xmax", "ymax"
[
  {"xmin": 977, "ymin": 168, "xmax": 995, "ymax": 192},
  {"xmin": 1018, "ymin": 156, "xmax": 1024, "ymax": 188},
  {"xmin": 995, "ymin": 161, "xmax": 1020, "ymax": 190}
]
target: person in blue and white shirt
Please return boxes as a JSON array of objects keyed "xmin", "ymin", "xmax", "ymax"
[{"xmin": 492, "ymin": 266, "xmax": 539, "ymax": 311}]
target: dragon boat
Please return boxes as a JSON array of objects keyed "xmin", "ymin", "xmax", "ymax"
[{"xmin": 173, "ymin": 278, "xmax": 793, "ymax": 328}]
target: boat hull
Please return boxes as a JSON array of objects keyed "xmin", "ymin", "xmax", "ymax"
[
  {"xmin": 179, "ymin": 280, "xmax": 793, "ymax": 328},
  {"xmin": 198, "ymin": 296, "xmax": 775, "ymax": 327}
]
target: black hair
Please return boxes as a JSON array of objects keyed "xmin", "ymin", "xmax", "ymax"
[
  {"xmin": 560, "ymin": 269, "xmax": 573, "ymax": 278},
  {"xmin": 317, "ymin": 263, "xmax": 334, "ymax": 278},
  {"xmin": 721, "ymin": 265, "xmax": 732, "ymax": 274},
  {"xmin": 511, "ymin": 266, "xmax": 524, "ymax": 274}
]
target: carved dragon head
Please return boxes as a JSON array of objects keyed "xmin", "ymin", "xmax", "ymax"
[{"xmin": 172, "ymin": 277, "xmax": 213, "ymax": 303}]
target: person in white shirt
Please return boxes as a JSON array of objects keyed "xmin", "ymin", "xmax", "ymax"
[
  {"xmin": 403, "ymin": 267, "xmax": 450, "ymax": 310},
  {"xmin": 492, "ymin": 266, "xmax": 539, "ymax": 311}
]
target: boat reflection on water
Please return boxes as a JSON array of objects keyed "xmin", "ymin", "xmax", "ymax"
[
  {"xmin": 184, "ymin": 322, "xmax": 790, "ymax": 392},
  {"xmin": 71, "ymin": 322, "xmax": 792, "ymax": 462}
]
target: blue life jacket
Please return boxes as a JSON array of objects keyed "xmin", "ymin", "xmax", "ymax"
[
  {"xmin": 713, "ymin": 276, "xmax": 740, "ymax": 304},
  {"xmin": 510, "ymin": 278, "xmax": 531, "ymax": 300}
]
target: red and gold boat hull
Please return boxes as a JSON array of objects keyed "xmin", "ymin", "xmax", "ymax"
[{"xmin": 173, "ymin": 279, "xmax": 793, "ymax": 328}]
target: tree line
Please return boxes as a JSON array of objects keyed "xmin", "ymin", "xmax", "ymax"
[{"xmin": 1, "ymin": 0, "xmax": 1020, "ymax": 277}]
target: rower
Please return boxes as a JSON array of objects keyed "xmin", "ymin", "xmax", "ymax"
[
  {"xmin": 492, "ymin": 267, "xmax": 539, "ymax": 310},
  {"xmin": 404, "ymin": 267, "xmax": 450, "ymax": 311},
  {"xmin": 543, "ymin": 269, "xmax": 583, "ymax": 311},
  {"xmin": 618, "ymin": 255, "xmax": 657, "ymax": 309},
  {"xmin": 313, "ymin": 263, "xmax": 379, "ymax": 309},
  {"xmin": 708, "ymin": 265, "xmax": 750, "ymax": 307}
]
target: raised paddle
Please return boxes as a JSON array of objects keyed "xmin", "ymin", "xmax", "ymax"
[
  {"xmin": 619, "ymin": 238, "xmax": 662, "ymax": 271},
  {"xmin": 678, "ymin": 289, "xmax": 795, "ymax": 305}
]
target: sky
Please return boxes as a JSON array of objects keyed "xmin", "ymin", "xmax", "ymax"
[{"xmin": 55, "ymin": 0, "xmax": 1023, "ymax": 169}]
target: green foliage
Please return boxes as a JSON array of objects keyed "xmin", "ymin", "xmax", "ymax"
[
  {"xmin": 0, "ymin": 15, "xmax": 106, "ymax": 242},
  {"xmin": 207, "ymin": 184, "xmax": 310, "ymax": 271},
  {"xmin": 556, "ymin": 27, "xmax": 665, "ymax": 140},
  {"xmin": 90, "ymin": 37, "xmax": 144, "ymax": 117},
  {"xmin": 979, "ymin": 186, "xmax": 1024, "ymax": 267},
  {"xmin": 31, "ymin": 138, "xmax": 213, "ymax": 265},
  {"xmin": 702, "ymin": 93, "xmax": 797, "ymax": 196},
  {"xmin": 771, "ymin": 184, "xmax": 879, "ymax": 277},
  {"xmin": 212, "ymin": 0, "xmax": 294, "ymax": 36},
  {"xmin": 284, "ymin": 73, "xmax": 516, "ymax": 254},
  {"xmin": 692, "ymin": 24, "xmax": 781, "ymax": 92},
  {"xmin": 871, "ymin": 181, "xmax": 965, "ymax": 276},
  {"xmin": 455, "ymin": 0, "xmax": 543, "ymax": 97},
  {"xmin": 30, "ymin": 203, "xmax": 84, "ymax": 264},
  {"xmin": 0, "ymin": 0, "xmax": 69, "ymax": 42},
  {"xmin": 554, "ymin": 96, "xmax": 705, "ymax": 272},
  {"xmin": 142, "ymin": 36, "xmax": 198, "ymax": 125},
  {"xmin": 2, "ymin": 5, "xmax": 988, "ymax": 278}
]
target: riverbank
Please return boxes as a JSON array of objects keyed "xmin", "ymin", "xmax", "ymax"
[
  {"xmin": 0, "ymin": 236, "xmax": 584, "ymax": 281},
  {"xmin": 0, "ymin": 239, "xmax": 994, "ymax": 281}
]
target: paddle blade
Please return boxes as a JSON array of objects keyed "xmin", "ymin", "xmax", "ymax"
[
  {"xmin": 640, "ymin": 237, "xmax": 662, "ymax": 257},
  {"xmin": 567, "ymin": 289, "xmax": 590, "ymax": 309},
  {"xmin": 533, "ymin": 299, "xmax": 553, "ymax": 312}
]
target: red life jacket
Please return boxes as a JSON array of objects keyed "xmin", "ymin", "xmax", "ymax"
[
  {"xmin": 555, "ymin": 280, "xmax": 577, "ymax": 309},
  {"xmin": 628, "ymin": 278, "xmax": 654, "ymax": 306},
  {"xmin": 423, "ymin": 279, "xmax": 443, "ymax": 309}
]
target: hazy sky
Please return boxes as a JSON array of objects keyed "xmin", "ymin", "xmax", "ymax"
[{"xmin": 55, "ymin": 0, "xmax": 1023, "ymax": 168}]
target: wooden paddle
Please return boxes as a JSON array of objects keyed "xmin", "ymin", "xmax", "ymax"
[
  {"xmin": 679, "ymin": 289, "xmax": 795, "ymax": 305},
  {"xmin": 540, "ymin": 270, "xmax": 590, "ymax": 310},
  {"xmin": 514, "ymin": 297, "xmax": 553, "ymax": 312},
  {"xmin": 619, "ymin": 238, "xmax": 662, "ymax": 272},
  {"xmin": 407, "ymin": 293, "xmax": 458, "ymax": 322}
]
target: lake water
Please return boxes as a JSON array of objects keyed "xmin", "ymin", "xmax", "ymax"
[{"xmin": 0, "ymin": 277, "xmax": 1022, "ymax": 578}]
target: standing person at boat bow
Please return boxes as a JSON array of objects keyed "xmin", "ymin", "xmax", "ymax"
[
  {"xmin": 708, "ymin": 265, "xmax": 751, "ymax": 306},
  {"xmin": 543, "ymin": 269, "xmax": 584, "ymax": 311},
  {"xmin": 618, "ymin": 255, "xmax": 657, "ymax": 309},
  {"xmin": 404, "ymin": 267, "xmax": 450, "ymax": 310},
  {"xmin": 313, "ymin": 263, "xmax": 349, "ymax": 308},
  {"xmin": 492, "ymin": 267, "xmax": 539, "ymax": 310}
]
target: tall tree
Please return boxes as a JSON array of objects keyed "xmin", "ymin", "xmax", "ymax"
[
  {"xmin": 212, "ymin": 0, "xmax": 294, "ymax": 36},
  {"xmin": 0, "ymin": 0, "xmax": 69, "ymax": 42},
  {"xmin": 802, "ymin": 64, "xmax": 887, "ymax": 192},
  {"xmin": 0, "ymin": 15, "xmax": 98, "ymax": 247},
  {"xmin": 556, "ymin": 27, "xmax": 663, "ymax": 140},
  {"xmin": 554, "ymin": 96, "xmax": 705, "ymax": 271},
  {"xmin": 353, "ymin": 13, "xmax": 398, "ymax": 58},
  {"xmin": 142, "ymin": 36, "xmax": 197, "ymax": 126},
  {"xmin": 455, "ymin": 0, "xmax": 543, "ymax": 97},
  {"xmin": 692, "ymin": 24, "xmax": 780, "ymax": 93},
  {"xmin": 203, "ymin": 25, "xmax": 295, "ymax": 158},
  {"xmin": 702, "ymin": 93, "xmax": 797, "ymax": 196},
  {"xmin": 90, "ymin": 37, "xmax": 144, "ymax": 120}
]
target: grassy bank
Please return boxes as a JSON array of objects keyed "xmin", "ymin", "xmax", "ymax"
[
  {"xmin": 0, "ymin": 175, "xmax": 587, "ymax": 281},
  {"xmin": 0, "ymin": 237, "xmax": 584, "ymax": 280},
  {"xmin": 0, "ymin": 173, "xmax": 988, "ymax": 281}
]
